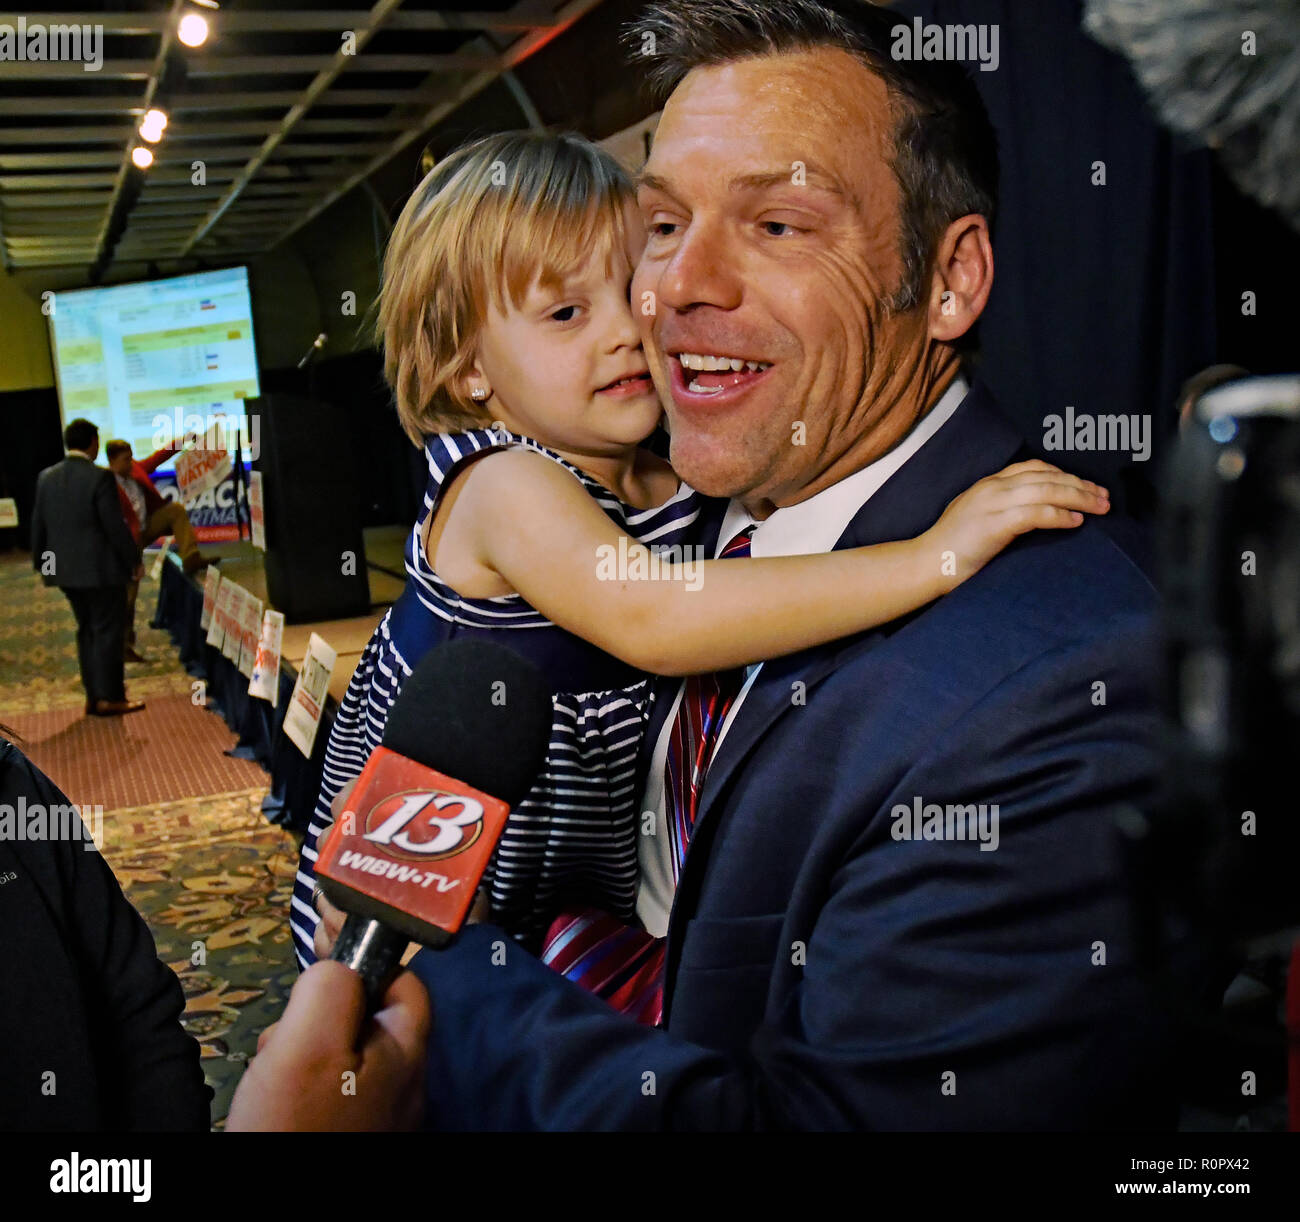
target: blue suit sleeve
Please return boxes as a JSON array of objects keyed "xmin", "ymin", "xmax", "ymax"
[{"xmin": 410, "ymin": 617, "xmax": 1184, "ymax": 1130}]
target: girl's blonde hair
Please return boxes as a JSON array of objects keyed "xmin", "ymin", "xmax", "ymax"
[{"xmin": 378, "ymin": 129, "xmax": 638, "ymax": 445}]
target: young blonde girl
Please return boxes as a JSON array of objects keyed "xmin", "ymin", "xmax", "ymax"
[{"xmin": 291, "ymin": 130, "xmax": 1107, "ymax": 968}]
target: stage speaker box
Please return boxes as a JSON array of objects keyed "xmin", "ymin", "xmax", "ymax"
[{"xmin": 248, "ymin": 394, "xmax": 370, "ymax": 623}]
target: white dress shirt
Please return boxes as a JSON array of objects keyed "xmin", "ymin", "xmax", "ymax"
[{"xmin": 635, "ymin": 374, "xmax": 970, "ymax": 936}]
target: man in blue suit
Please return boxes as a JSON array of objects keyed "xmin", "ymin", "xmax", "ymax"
[{"xmin": 237, "ymin": 0, "xmax": 1189, "ymax": 1131}]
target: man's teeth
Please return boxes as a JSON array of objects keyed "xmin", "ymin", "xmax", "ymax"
[{"xmin": 677, "ymin": 353, "xmax": 772, "ymax": 373}]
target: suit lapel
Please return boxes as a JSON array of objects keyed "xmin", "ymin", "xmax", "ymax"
[{"xmin": 683, "ymin": 382, "xmax": 1030, "ymax": 857}]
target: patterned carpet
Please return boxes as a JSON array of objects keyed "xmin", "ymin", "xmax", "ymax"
[
  {"xmin": 0, "ymin": 549, "xmax": 299, "ymax": 1128},
  {"xmin": 106, "ymin": 787, "xmax": 301, "ymax": 1129},
  {"xmin": 0, "ymin": 547, "xmax": 194, "ymax": 716}
]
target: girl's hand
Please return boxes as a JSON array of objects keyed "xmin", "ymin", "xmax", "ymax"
[{"xmin": 925, "ymin": 460, "xmax": 1110, "ymax": 584}]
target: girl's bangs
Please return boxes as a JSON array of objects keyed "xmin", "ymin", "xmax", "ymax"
[{"xmin": 493, "ymin": 190, "xmax": 633, "ymax": 313}]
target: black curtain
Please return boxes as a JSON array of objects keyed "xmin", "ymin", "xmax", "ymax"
[
  {"xmin": 0, "ymin": 386, "xmax": 63, "ymax": 553},
  {"xmin": 895, "ymin": 0, "xmax": 1220, "ymax": 515},
  {"xmin": 260, "ymin": 353, "xmax": 422, "ymax": 530},
  {"xmin": 312, "ymin": 351, "xmax": 422, "ymax": 529}
]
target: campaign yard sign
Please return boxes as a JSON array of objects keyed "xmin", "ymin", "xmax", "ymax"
[
  {"xmin": 249, "ymin": 609, "xmax": 285, "ymax": 706},
  {"xmin": 283, "ymin": 633, "xmax": 337, "ymax": 758}
]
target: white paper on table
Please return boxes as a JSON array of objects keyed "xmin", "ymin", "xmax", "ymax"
[
  {"xmin": 238, "ymin": 595, "xmax": 263, "ymax": 679},
  {"xmin": 283, "ymin": 632, "xmax": 337, "ymax": 758},
  {"xmin": 249, "ymin": 470, "xmax": 266, "ymax": 550},
  {"xmin": 222, "ymin": 584, "xmax": 246, "ymax": 662},
  {"xmin": 205, "ymin": 574, "xmax": 227, "ymax": 648},
  {"xmin": 200, "ymin": 566, "xmax": 221, "ymax": 629},
  {"xmin": 249, "ymin": 609, "xmax": 285, "ymax": 706}
]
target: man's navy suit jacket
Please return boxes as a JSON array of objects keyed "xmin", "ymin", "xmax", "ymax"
[
  {"xmin": 410, "ymin": 381, "xmax": 1180, "ymax": 1130},
  {"xmin": 31, "ymin": 456, "xmax": 138, "ymax": 589}
]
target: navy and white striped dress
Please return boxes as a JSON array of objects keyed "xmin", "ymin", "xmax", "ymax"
[{"xmin": 291, "ymin": 426, "xmax": 704, "ymax": 968}]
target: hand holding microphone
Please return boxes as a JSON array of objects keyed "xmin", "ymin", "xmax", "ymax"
[
  {"xmin": 226, "ymin": 961, "xmax": 429, "ymax": 1131},
  {"xmin": 230, "ymin": 640, "xmax": 552, "ymax": 1129}
]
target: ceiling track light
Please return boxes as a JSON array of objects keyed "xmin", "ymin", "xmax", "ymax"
[
  {"xmin": 178, "ymin": 7, "xmax": 213, "ymax": 49},
  {"xmin": 139, "ymin": 108, "xmax": 168, "ymax": 142},
  {"xmin": 131, "ymin": 146, "xmax": 154, "ymax": 169}
]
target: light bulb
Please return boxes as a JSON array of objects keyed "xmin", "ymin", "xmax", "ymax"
[
  {"xmin": 131, "ymin": 145, "xmax": 154, "ymax": 169},
  {"xmin": 144, "ymin": 108, "xmax": 168, "ymax": 130},
  {"xmin": 178, "ymin": 13, "xmax": 209, "ymax": 47}
]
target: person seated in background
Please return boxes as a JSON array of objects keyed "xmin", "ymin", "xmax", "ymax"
[
  {"xmin": 0, "ymin": 726, "xmax": 211, "ymax": 1131},
  {"xmin": 105, "ymin": 439, "xmax": 212, "ymax": 662}
]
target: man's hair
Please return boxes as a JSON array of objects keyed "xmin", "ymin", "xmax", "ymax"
[
  {"xmin": 63, "ymin": 418, "xmax": 98, "ymax": 451},
  {"xmin": 104, "ymin": 439, "xmax": 132, "ymax": 461},
  {"xmin": 377, "ymin": 129, "xmax": 638, "ymax": 446},
  {"xmin": 625, "ymin": 0, "xmax": 999, "ymax": 314}
]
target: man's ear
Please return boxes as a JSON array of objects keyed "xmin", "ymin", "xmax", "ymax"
[{"xmin": 926, "ymin": 214, "xmax": 993, "ymax": 344}]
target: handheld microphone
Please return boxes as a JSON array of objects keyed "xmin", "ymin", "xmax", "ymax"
[{"xmin": 314, "ymin": 639, "xmax": 552, "ymax": 1009}]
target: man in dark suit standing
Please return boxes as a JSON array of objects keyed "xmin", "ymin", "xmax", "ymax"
[{"xmin": 30, "ymin": 419, "xmax": 145, "ymax": 717}]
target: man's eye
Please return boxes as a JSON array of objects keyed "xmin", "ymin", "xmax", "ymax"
[
  {"xmin": 650, "ymin": 222, "xmax": 678, "ymax": 238},
  {"xmin": 762, "ymin": 221, "xmax": 799, "ymax": 237},
  {"xmin": 550, "ymin": 305, "xmax": 580, "ymax": 322}
]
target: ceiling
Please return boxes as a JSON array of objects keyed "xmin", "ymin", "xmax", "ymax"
[{"xmin": 0, "ymin": 0, "xmax": 606, "ymax": 279}]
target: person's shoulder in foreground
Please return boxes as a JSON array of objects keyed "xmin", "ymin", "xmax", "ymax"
[{"xmin": 0, "ymin": 738, "xmax": 210, "ymax": 1131}]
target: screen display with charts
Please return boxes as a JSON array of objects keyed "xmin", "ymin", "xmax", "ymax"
[{"xmin": 48, "ymin": 265, "xmax": 260, "ymax": 472}]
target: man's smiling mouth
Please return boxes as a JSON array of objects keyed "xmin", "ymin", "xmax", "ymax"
[{"xmin": 675, "ymin": 351, "xmax": 773, "ymax": 395}]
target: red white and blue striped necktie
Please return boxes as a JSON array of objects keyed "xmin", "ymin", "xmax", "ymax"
[
  {"xmin": 663, "ymin": 524, "xmax": 755, "ymax": 882},
  {"xmin": 540, "ymin": 524, "xmax": 756, "ymax": 1026}
]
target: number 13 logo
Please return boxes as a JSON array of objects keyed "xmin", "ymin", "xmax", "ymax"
[{"xmin": 364, "ymin": 791, "xmax": 485, "ymax": 858}]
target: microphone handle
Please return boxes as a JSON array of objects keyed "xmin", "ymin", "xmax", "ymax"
[{"xmin": 330, "ymin": 915, "xmax": 408, "ymax": 1012}]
